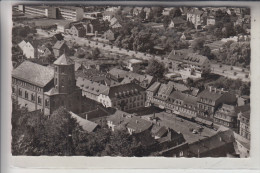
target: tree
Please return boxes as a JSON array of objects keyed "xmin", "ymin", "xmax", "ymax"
[
  {"xmin": 191, "ymin": 38, "xmax": 205, "ymax": 52},
  {"xmin": 138, "ymin": 9, "xmax": 146, "ymax": 20},
  {"xmin": 163, "ymin": 16, "xmax": 171, "ymax": 29},
  {"xmin": 146, "ymin": 59, "xmax": 166, "ymax": 78},
  {"xmin": 169, "ymin": 8, "xmax": 182, "ymax": 18}
]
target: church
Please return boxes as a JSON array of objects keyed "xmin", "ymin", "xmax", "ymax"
[{"xmin": 12, "ymin": 54, "xmax": 82, "ymax": 115}]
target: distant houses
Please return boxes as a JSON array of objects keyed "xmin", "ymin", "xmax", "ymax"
[{"xmin": 18, "ymin": 40, "xmax": 37, "ymax": 59}]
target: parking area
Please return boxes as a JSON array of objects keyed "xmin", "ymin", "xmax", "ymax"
[{"xmin": 141, "ymin": 111, "xmax": 218, "ymax": 144}]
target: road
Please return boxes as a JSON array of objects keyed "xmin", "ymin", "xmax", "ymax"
[{"xmin": 36, "ymin": 29, "xmax": 250, "ymax": 82}]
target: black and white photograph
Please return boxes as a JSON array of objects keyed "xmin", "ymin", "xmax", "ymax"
[{"xmin": 10, "ymin": 3, "xmax": 252, "ymax": 159}]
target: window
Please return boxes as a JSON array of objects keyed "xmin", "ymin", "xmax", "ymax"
[
  {"xmin": 25, "ymin": 91, "xmax": 28, "ymax": 99},
  {"xmin": 55, "ymin": 67, "xmax": 58, "ymax": 72},
  {"xmin": 38, "ymin": 96, "xmax": 42, "ymax": 105},
  {"xmin": 12, "ymin": 87, "xmax": 15, "ymax": 94},
  {"xmin": 18, "ymin": 89, "xmax": 22, "ymax": 96},
  {"xmin": 31, "ymin": 94, "xmax": 35, "ymax": 101},
  {"xmin": 45, "ymin": 99, "xmax": 49, "ymax": 107}
]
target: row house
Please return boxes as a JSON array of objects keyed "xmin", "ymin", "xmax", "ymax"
[
  {"xmin": 197, "ymin": 86, "xmax": 237, "ymax": 120},
  {"xmin": 186, "ymin": 8, "xmax": 204, "ymax": 29},
  {"xmin": 77, "ymin": 77, "xmax": 146, "ymax": 111},
  {"xmin": 237, "ymin": 104, "xmax": 250, "ymax": 140},
  {"xmin": 165, "ymin": 91, "xmax": 198, "ymax": 120},
  {"xmin": 167, "ymin": 51, "xmax": 211, "ymax": 79},
  {"xmin": 12, "ymin": 54, "xmax": 82, "ymax": 115},
  {"xmin": 214, "ymin": 104, "xmax": 238, "ymax": 129}
]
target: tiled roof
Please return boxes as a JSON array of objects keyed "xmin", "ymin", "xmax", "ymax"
[
  {"xmin": 155, "ymin": 126, "xmax": 168, "ymax": 138},
  {"xmin": 108, "ymin": 83, "xmax": 145, "ymax": 99},
  {"xmin": 188, "ymin": 130, "xmax": 235, "ymax": 156},
  {"xmin": 183, "ymin": 53, "xmax": 208, "ymax": 66},
  {"xmin": 172, "ymin": 17, "xmax": 186, "ymax": 24},
  {"xmin": 106, "ymin": 110, "xmax": 134, "ymax": 126},
  {"xmin": 147, "ymin": 82, "xmax": 161, "ymax": 92},
  {"xmin": 169, "ymin": 81, "xmax": 189, "ymax": 92},
  {"xmin": 197, "ymin": 89, "xmax": 223, "ymax": 101},
  {"xmin": 188, "ymin": 8, "xmax": 204, "ymax": 15},
  {"xmin": 71, "ymin": 23, "xmax": 86, "ymax": 31},
  {"xmin": 18, "ymin": 40, "xmax": 27, "ymax": 49},
  {"xmin": 12, "ymin": 61, "xmax": 54, "ymax": 87},
  {"xmin": 168, "ymin": 91, "xmax": 197, "ymax": 106},
  {"xmin": 76, "ymin": 77, "xmax": 110, "ymax": 96},
  {"xmin": 54, "ymin": 54, "xmax": 74, "ymax": 65},
  {"xmin": 53, "ymin": 40, "xmax": 66, "ymax": 50},
  {"xmin": 127, "ymin": 116, "xmax": 152, "ymax": 133},
  {"xmin": 70, "ymin": 112, "xmax": 98, "ymax": 133}
]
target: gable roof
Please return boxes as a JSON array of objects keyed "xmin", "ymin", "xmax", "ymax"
[
  {"xmin": 70, "ymin": 111, "xmax": 98, "ymax": 133},
  {"xmin": 197, "ymin": 89, "xmax": 224, "ymax": 101},
  {"xmin": 12, "ymin": 61, "xmax": 54, "ymax": 87},
  {"xmin": 183, "ymin": 53, "xmax": 208, "ymax": 66},
  {"xmin": 54, "ymin": 54, "xmax": 74, "ymax": 65},
  {"xmin": 147, "ymin": 82, "xmax": 161, "ymax": 92},
  {"xmin": 53, "ymin": 40, "xmax": 67, "ymax": 50},
  {"xmin": 126, "ymin": 116, "xmax": 152, "ymax": 133},
  {"xmin": 108, "ymin": 83, "xmax": 145, "ymax": 98},
  {"xmin": 18, "ymin": 40, "xmax": 27, "ymax": 50},
  {"xmin": 76, "ymin": 77, "xmax": 110, "ymax": 96},
  {"xmin": 172, "ymin": 17, "xmax": 186, "ymax": 25}
]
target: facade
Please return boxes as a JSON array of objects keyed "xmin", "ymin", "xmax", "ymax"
[
  {"xmin": 17, "ymin": 5, "xmax": 58, "ymax": 18},
  {"xmin": 69, "ymin": 23, "xmax": 86, "ymax": 37},
  {"xmin": 12, "ymin": 54, "xmax": 82, "ymax": 115},
  {"xmin": 167, "ymin": 51, "xmax": 211, "ymax": 78},
  {"xmin": 103, "ymin": 29, "xmax": 115, "ymax": 41},
  {"xmin": 237, "ymin": 105, "xmax": 250, "ymax": 140},
  {"xmin": 207, "ymin": 16, "xmax": 216, "ymax": 25},
  {"xmin": 214, "ymin": 104, "xmax": 238, "ymax": 129},
  {"xmin": 58, "ymin": 6, "xmax": 84, "ymax": 21},
  {"xmin": 18, "ymin": 41, "xmax": 37, "ymax": 59},
  {"xmin": 56, "ymin": 22, "xmax": 71, "ymax": 33},
  {"xmin": 77, "ymin": 77, "xmax": 146, "ymax": 111},
  {"xmin": 102, "ymin": 11, "xmax": 115, "ymax": 21},
  {"xmin": 186, "ymin": 8, "xmax": 204, "ymax": 28},
  {"xmin": 197, "ymin": 86, "xmax": 237, "ymax": 119},
  {"xmin": 168, "ymin": 17, "xmax": 186, "ymax": 28},
  {"xmin": 126, "ymin": 59, "xmax": 143, "ymax": 72},
  {"xmin": 52, "ymin": 40, "xmax": 69, "ymax": 58}
]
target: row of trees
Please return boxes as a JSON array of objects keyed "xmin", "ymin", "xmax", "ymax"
[{"xmin": 12, "ymin": 105, "xmax": 151, "ymax": 156}]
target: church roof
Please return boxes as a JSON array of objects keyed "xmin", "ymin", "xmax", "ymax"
[
  {"xmin": 54, "ymin": 54, "xmax": 74, "ymax": 65},
  {"xmin": 12, "ymin": 61, "xmax": 54, "ymax": 87}
]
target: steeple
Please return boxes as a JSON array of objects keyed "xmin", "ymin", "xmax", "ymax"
[{"xmin": 53, "ymin": 54, "xmax": 75, "ymax": 94}]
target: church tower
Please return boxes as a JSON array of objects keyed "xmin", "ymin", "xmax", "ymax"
[{"xmin": 53, "ymin": 54, "xmax": 75, "ymax": 94}]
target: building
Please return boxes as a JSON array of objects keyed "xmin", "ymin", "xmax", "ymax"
[
  {"xmin": 52, "ymin": 40, "xmax": 69, "ymax": 58},
  {"xmin": 167, "ymin": 51, "xmax": 211, "ymax": 78},
  {"xmin": 126, "ymin": 116, "xmax": 153, "ymax": 135},
  {"xmin": 70, "ymin": 111, "xmax": 99, "ymax": 132},
  {"xmin": 18, "ymin": 40, "xmax": 37, "ymax": 59},
  {"xmin": 107, "ymin": 110, "xmax": 135, "ymax": 131},
  {"xmin": 186, "ymin": 8, "xmax": 204, "ymax": 29},
  {"xmin": 103, "ymin": 29, "xmax": 115, "ymax": 41},
  {"xmin": 58, "ymin": 6, "xmax": 84, "ymax": 21},
  {"xmin": 125, "ymin": 59, "xmax": 143, "ymax": 72},
  {"xmin": 168, "ymin": 17, "xmax": 186, "ymax": 28},
  {"xmin": 133, "ymin": 7, "xmax": 143, "ymax": 16},
  {"xmin": 56, "ymin": 22, "xmax": 71, "ymax": 33},
  {"xmin": 102, "ymin": 11, "xmax": 115, "ymax": 22},
  {"xmin": 214, "ymin": 104, "xmax": 238, "ymax": 129},
  {"xmin": 197, "ymin": 86, "xmax": 237, "ymax": 119},
  {"xmin": 12, "ymin": 54, "xmax": 82, "ymax": 115},
  {"xmin": 37, "ymin": 45, "xmax": 52, "ymax": 58},
  {"xmin": 77, "ymin": 77, "xmax": 146, "ymax": 111},
  {"xmin": 237, "ymin": 104, "xmax": 250, "ymax": 140},
  {"xmin": 69, "ymin": 23, "xmax": 86, "ymax": 37},
  {"xmin": 207, "ymin": 16, "xmax": 216, "ymax": 25},
  {"xmin": 165, "ymin": 91, "xmax": 198, "ymax": 120}
]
